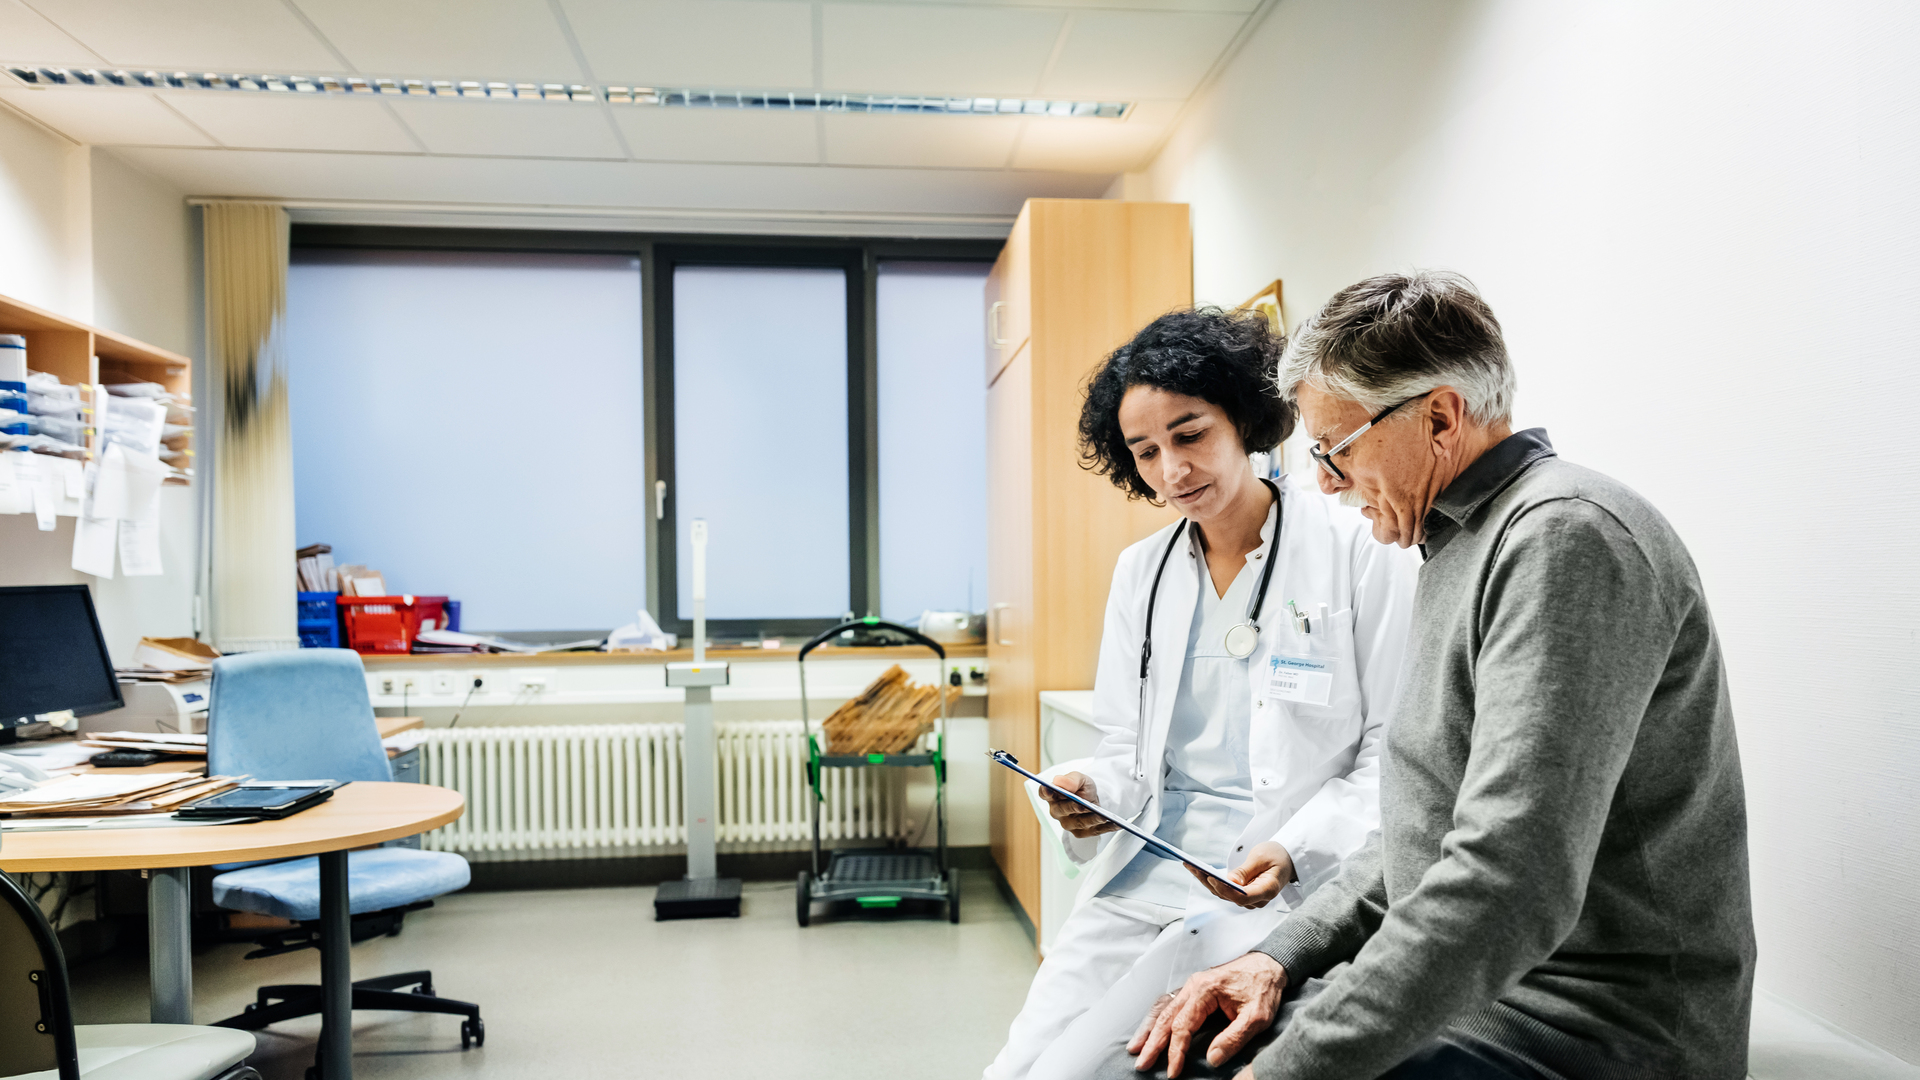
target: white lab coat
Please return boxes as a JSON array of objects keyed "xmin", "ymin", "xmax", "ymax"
[
  {"xmin": 1055, "ymin": 473, "xmax": 1419, "ymax": 980},
  {"xmin": 987, "ymin": 476, "xmax": 1419, "ymax": 1080}
]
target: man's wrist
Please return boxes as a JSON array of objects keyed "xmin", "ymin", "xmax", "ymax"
[{"xmin": 1252, "ymin": 950, "xmax": 1288, "ymax": 991}]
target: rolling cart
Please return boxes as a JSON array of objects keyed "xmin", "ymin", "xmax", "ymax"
[{"xmin": 795, "ymin": 618, "xmax": 959, "ymax": 926}]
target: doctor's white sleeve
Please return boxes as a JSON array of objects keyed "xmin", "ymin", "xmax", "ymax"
[
  {"xmin": 1270, "ymin": 538, "xmax": 1420, "ymax": 893},
  {"xmin": 1054, "ymin": 541, "xmax": 1153, "ymax": 866}
]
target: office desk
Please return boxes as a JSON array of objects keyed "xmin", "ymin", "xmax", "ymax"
[
  {"xmin": 0, "ymin": 781, "xmax": 463, "ymax": 1080},
  {"xmin": 23, "ymin": 715, "xmax": 425, "ymax": 775}
]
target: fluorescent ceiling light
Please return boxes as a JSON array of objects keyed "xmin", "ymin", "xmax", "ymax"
[{"xmin": 2, "ymin": 65, "xmax": 1131, "ymax": 119}]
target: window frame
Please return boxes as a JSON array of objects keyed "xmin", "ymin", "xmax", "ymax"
[{"xmin": 289, "ymin": 224, "xmax": 1000, "ymax": 641}]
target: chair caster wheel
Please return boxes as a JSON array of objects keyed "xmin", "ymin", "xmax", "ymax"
[
  {"xmin": 461, "ymin": 1016, "xmax": 485, "ymax": 1049},
  {"xmin": 415, "ymin": 981, "xmax": 436, "ymax": 997}
]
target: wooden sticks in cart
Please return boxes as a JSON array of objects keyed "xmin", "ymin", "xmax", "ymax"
[{"xmin": 820, "ymin": 664, "xmax": 962, "ymax": 756}]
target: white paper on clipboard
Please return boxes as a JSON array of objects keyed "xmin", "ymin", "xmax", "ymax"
[{"xmin": 988, "ymin": 749, "xmax": 1248, "ymax": 897}]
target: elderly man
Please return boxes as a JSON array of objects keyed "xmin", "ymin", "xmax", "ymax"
[{"xmin": 1104, "ymin": 272, "xmax": 1754, "ymax": 1080}]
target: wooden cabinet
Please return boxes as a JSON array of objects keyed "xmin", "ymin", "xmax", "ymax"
[
  {"xmin": 984, "ymin": 200, "xmax": 1191, "ymax": 937},
  {"xmin": 983, "ymin": 212, "xmax": 1031, "ymax": 385}
]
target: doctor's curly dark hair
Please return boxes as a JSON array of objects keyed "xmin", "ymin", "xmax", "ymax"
[{"xmin": 1078, "ymin": 306, "xmax": 1293, "ymax": 502}]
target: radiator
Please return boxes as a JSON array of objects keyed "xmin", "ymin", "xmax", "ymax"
[{"xmin": 418, "ymin": 722, "xmax": 915, "ymax": 860}]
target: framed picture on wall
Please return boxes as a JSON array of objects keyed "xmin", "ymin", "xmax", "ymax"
[
  {"xmin": 1239, "ymin": 279, "xmax": 1285, "ymax": 335},
  {"xmin": 1240, "ymin": 279, "xmax": 1287, "ymax": 477}
]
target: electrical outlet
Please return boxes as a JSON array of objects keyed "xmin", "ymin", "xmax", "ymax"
[
  {"xmin": 397, "ymin": 675, "xmax": 421, "ymax": 695},
  {"xmin": 517, "ymin": 673, "xmax": 549, "ymax": 694},
  {"xmin": 429, "ymin": 671, "xmax": 457, "ymax": 695},
  {"xmin": 379, "ymin": 676, "xmax": 396, "ymax": 695},
  {"xmin": 467, "ymin": 674, "xmax": 489, "ymax": 694}
]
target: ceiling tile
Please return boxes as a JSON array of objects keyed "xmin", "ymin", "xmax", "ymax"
[
  {"xmin": 0, "ymin": 88, "xmax": 217, "ymax": 146},
  {"xmin": 838, "ymin": 0, "xmax": 1257, "ymax": 10},
  {"xmin": 822, "ymin": 5, "xmax": 1063, "ymax": 97},
  {"xmin": 613, "ymin": 107, "xmax": 817, "ymax": 165},
  {"xmin": 385, "ymin": 97, "xmax": 623, "ymax": 158},
  {"xmin": 0, "ymin": 0, "xmax": 104, "ymax": 65},
  {"xmin": 1040, "ymin": 11, "xmax": 1245, "ymax": 100},
  {"xmin": 292, "ymin": 0, "xmax": 584, "ymax": 81},
  {"xmin": 161, "ymin": 93, "xmax": 419, "ymax": 152},
  {"xmin": 27, "ymin": 0, "xmax": 342, "ymax": 72},
  {"xmin": 822, "ymin": 113, "xmax": 1021, "ymax": 169},
  {"xmin": 1010, "ymin": 99, "xmax": 1179, "ymax": 173},
  {"xmin": 559, "ymin": 0, "xmax": 813, "ymax": 88}
]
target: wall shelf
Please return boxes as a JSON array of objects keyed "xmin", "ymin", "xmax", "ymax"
[{"xmin": 0, "ymin": 292, "xmax": 194, "ymax": 483}]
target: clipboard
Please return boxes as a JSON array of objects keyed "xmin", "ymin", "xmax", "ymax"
[{"xmin": 988, "ymin": 749, "xmax": 1248, "ymax": 897}]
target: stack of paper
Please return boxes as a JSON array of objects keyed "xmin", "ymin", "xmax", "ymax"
[
  {"xmin": 0, "ymin": 770, "xmax": 237, "ymax": 817},
  {"xmin": 80, "ymin": 731, "xmax": 208, "ymax": 757},
  {"xmin": 116, "ymin": 667, "xmax": 207, "ymax": 684},
  {"xmin": 103, "ymin": 382, "xmax": 192, "ymax": 481},
  {"xmin": 412, "ymin": 629, "xmax": 578, "ymax": 654},
  {"xmin": 1, "ymin": 742, "xmax": 102, "ymax": 773},
  {"xmin": 336, "ymin": 563, "xmax": 389, "ymax": 596},
  {"xmin": 297, "ymin": 543, "xmax": 338, "ymax": 591}
]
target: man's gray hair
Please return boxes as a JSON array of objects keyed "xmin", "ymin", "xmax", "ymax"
[{"xmin": 1277, "ymin": 270, "xmax": 1515, "ymax": 425}]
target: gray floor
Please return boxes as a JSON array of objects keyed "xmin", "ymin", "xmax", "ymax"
[{"xmin": 67, "ymin": 871, "xmax": 1037, "ymax": 1079}]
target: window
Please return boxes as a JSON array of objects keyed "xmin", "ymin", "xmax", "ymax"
[
  {"xmin": 286, "ymin": 227, "xmax": 999, "ymax": 639},
  {"xmin": 668, "ymin": 264, "xmax": 851, "ymax": 624},
  {"xmin": 286, "ymin": 249, "xmax": 646, "ymax": 633},
  {"xmin": 876, "ymin": 261, "xmax": 990, "ymax": 623}
]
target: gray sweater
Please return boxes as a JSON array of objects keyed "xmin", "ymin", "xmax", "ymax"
[{"xmin": 1251, "ymin": 430, "xmax": 1754, "ymax": 1080}]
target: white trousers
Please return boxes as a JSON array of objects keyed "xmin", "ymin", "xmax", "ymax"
[{"xmin": 984, "ymin": 896, "xmax": 1188, "ymax": 1080}]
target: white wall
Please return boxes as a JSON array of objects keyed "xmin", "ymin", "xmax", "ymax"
[
  {"xmin": 91, "ymin": 148, "xmax": 200, "ymax": 359},
  {"xmin": 0, "ymin": 103, "xmax": 202, "ymax": 666},
  {"xmin": 0, "ymin": 106, "xmax": 90, "ymax": 319},
  {"xmin": 1124, "ymin": 0, "xmax": 1920, "ymax": 1059}
]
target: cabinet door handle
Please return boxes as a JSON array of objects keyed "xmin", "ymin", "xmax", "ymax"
[
  {"xmin": 656, "ymin": 479, "xmax": 667, "ymax": 521},
  {"xmin": 992, "ymin": 601, "xmax": 1014, "ymax": 646},
  {"xmin": 988, "ymin": 301, "xmax": 1008, "ymax": 349}
]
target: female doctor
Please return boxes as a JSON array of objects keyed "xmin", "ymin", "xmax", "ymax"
[{"xmin": 985, "ymin": 309, "xmax": 1418, "ymax": 1080}]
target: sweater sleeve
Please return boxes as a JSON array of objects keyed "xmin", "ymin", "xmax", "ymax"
[
  {"xmin": 1252, "ymin": 830, "xmax": 1389, "ymax": 978},
  {"xmin": 1248, "ymin": 499, "xmax": 1675, "ymax": 1080}
]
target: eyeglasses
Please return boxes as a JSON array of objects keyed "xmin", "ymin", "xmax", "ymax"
[{"xmin": 1308, "ymin": 393, "xmax": 1429, "ymax": 482}]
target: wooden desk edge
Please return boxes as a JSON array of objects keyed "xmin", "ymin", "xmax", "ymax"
[{"xmin": 0, "ymin": 783, "xmax": 464, "ymax": 873}]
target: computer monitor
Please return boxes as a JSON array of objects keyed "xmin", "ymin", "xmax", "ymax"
[{"xmin": 0, "ymin": 584, "xmax": 123, "ymax": 731}]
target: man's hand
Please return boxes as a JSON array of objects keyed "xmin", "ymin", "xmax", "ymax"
[
  {"xmin": 1036, "ymin": 772, "xmax": 1117, "ymax": 838},
  {"xmin": 1130, "ymin": 952, "xmax": 1287, "ymax": 1078},
  {"xmin": 1187, "ymin": 841, "xmax": 1295, "ymax": 909}
]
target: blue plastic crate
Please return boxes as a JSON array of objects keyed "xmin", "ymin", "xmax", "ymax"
[{"xmin": 296, "ymin": 591, "xmax": 339, "ymax": 648}]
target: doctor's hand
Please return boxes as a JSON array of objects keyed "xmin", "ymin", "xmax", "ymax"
[
  {"xmin": 1130, "ymin": 952, "xmax": 1287, "ymax": 1078},
  {"xmin": 1037, "ymin": 772, "xmax": 1118, "ymax": 838},
  {"xmin": 1188, "ymin": 841, "xmax": 1295, "ymax": 909}
]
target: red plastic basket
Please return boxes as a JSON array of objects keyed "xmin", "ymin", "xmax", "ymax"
[{"xmin": 337, "ymin": 595, "xmax": 449, "ymax": 655}]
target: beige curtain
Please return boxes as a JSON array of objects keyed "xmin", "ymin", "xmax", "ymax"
[{"xmin": 204, "ymin": 202, "xmax": 297, "ymax": 652}]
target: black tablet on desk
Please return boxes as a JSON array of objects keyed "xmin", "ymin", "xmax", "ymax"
[{"xmin": 177, "ymin": 782, "xmax": 341, "ymax": 820}]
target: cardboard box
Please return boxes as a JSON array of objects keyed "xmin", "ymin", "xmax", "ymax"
[{"xmin": 132, "ymin": 636, "xmax": 220, "ymax": 671}]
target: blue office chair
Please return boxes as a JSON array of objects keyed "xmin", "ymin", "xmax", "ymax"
[{"xmin": 202, "ymin": 650, "xmax": 483, "ymax": 1068}]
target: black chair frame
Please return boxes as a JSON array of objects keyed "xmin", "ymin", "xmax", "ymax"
[
  {"xmin": 0, "ymin": 872, "xmax": 261, "ymax": 1080},
  {"xmin": 210, "ymin": 900, "xmax": 485, "ymax": 1058}
]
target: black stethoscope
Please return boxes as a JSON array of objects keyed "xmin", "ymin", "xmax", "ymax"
[{"xmin": 1134, "ymin": 478, "xmax": 1282, "ymax": 778}]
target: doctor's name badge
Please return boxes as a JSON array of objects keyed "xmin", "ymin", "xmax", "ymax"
[{"xmin": 1266, "ymin": 654, "xmax": 1335, "ymax": 707}]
